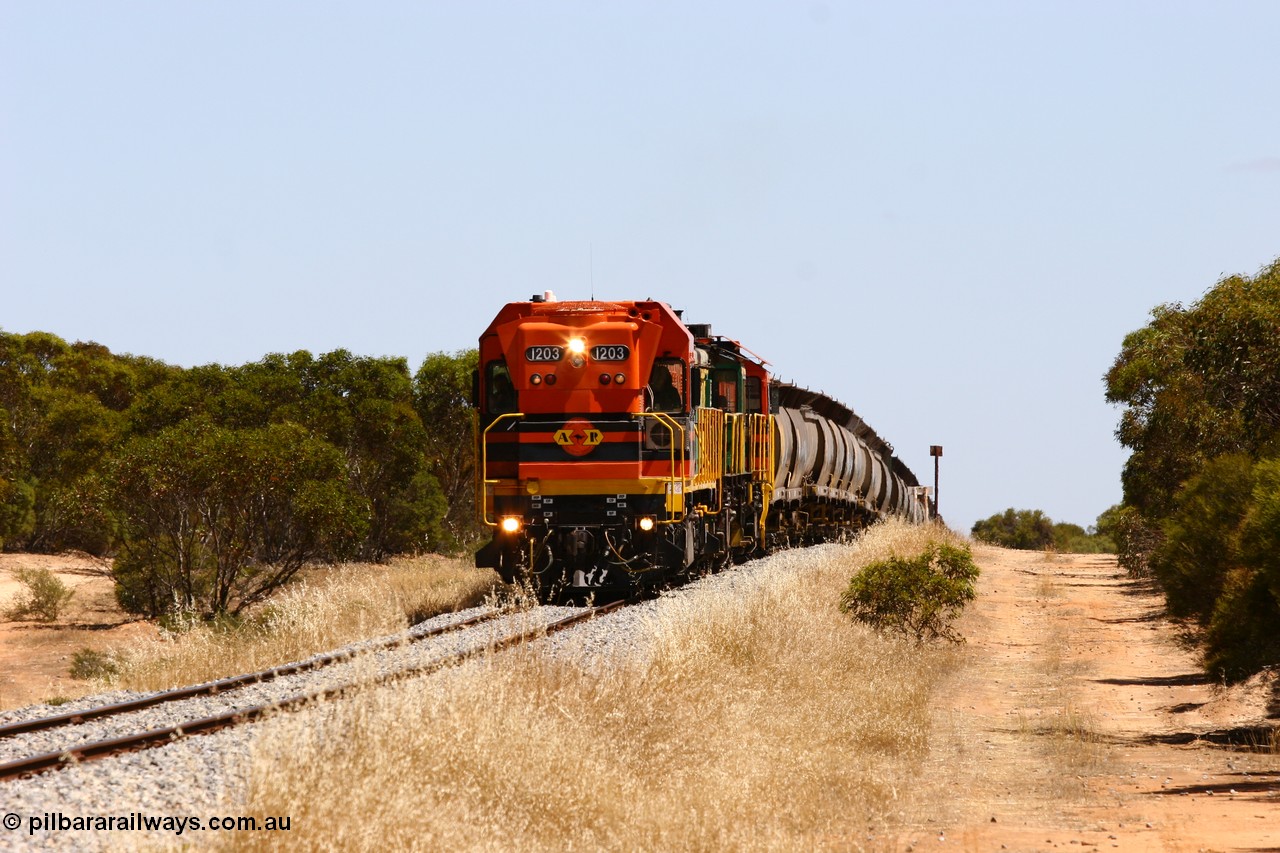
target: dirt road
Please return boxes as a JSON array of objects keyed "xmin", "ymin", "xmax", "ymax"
[{"xmin": 908, "ymin": 546, "xmax": 1279, "ymax": 851}]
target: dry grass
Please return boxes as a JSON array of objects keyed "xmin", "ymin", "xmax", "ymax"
[
  {"xmin": 99, "ymin": 555, "xmax": 498, "ymax": 692},
  {"xmin": 1250, "ymin": 727, "xmax": 1280, "ymax": 755},
  {"xmin": 215, "ymin": 519, "xmax": 966, "ymax": 852},
  {"xmin": 1018, "ymin": 576, "xmax": 1108, "ymax": 798},
  {"xmin": 1017, "ymin": 700, "xmax": 1107, "ymax": 799},
  {"xmin": 906, "ymin": 545, "xmax": 1115, "ymax": 830},
  {"xmin": 1034, "ymin": 573, "xmax": 1064, "ymax": 599}
]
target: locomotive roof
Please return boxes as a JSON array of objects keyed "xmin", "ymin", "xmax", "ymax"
[{"xmin": 480, "ymin": 298, "xmax": 687, "ymax": 336}]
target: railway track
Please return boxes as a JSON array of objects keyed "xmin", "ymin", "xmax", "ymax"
[
  {"xmin": 0, "ymin": 608, "xmax": 505, "ymax": 740},
  {"xmin": 0, "ymin": 600, "xmax": 624, "ymax": 782}
]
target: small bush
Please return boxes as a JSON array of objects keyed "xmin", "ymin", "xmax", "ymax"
[
  {"xmin": 5, "ymin": 567, "xmax": 75, "ymax": 622},
  {"xmin": 839, "ymin": 542, "xmax": 980, "ymax": 642},
  {"xmin": 69, "ymin": 648, "xmax": 120, "ymax": 681},
  {"xmin": 1112, "ymin": 505, "xmax": 1163, "ymax": 577}
]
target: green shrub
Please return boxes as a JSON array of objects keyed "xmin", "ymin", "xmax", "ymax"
[
  {"xmin": 1150, "ymin": 454, "xmax": 1255, "ymax": 623},
  {"xmin": 69, "ymin": 647, "xmax": 119, "ymax": 681},
  {"xmin": 971, "ymin": 508, "xmax": 1054, "ymax": 550},
  {"xmin": 839, "ymin": 542, "xmax": 980, "ymax": 642},
  {"xmin": 0, "ymin": 477, "xmax": 37, "ymax": 549},
  {"xmin": 1200, "ymin": 457, "xmax": 1280, "ymax": 680},
  {"xmin": 1111, "ymin": 505, "xmax": 1163, "ymax": 578},
  {"xmin": 1241, "ymin": 457, "xmax": 1280, "ymax": 605},
  {"xmin": 5, "ymin": 567, "xmax": 75, "ymax": 622},
  {"xmin": 1202, "ymin": 568, "xmax": 1280, "ymax": 682},
  {"xmin": 1050, "ymin": 522, "xmax": 1115, "ymax": 554}
]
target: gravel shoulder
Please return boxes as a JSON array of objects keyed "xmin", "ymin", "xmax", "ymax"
[{"xmin": 0, "ymin": 601, "xmax": 589, "ymax": 850}]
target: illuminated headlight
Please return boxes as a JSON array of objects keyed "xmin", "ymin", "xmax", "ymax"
[
  {"xmin": 638, "ymin": 516, "xmax": 656, "ymax": 532},
  {"xmin": 500, "ymin": 516, "xmax": 522, "ymax": 534},
  {"xmin": 568, "ymin": 337, "xmax": 586, "ymax": 355}
]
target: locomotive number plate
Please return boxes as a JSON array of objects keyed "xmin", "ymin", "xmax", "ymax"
[
  {"xmin": 590, "ymin": 344, "xmax": 629, "ymax": 361},
  {"xmin": 525, "ymin": 345, "xmax": 563, "ymax": 363}
]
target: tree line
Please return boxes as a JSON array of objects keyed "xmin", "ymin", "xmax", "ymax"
[
  {"xmin": 1105, "ymin": 257, "xmax": 1280, "ymax": 680},
  {"xmin": 970, "ymin": 507, "xmax": 1119, "ymax": 554},
  {"xmin": 0, "ymin": 332, "xmax": 480, "ymax": 617}
]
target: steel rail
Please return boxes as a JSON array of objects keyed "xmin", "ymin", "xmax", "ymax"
[
  {"xmin": 0, "ymin": 609, "xmax": 505, "ymax": 739},
  {"xmin": 0, "ymin": 600, "xmax": 625, "ymax": 781}
]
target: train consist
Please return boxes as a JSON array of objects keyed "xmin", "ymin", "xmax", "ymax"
[{"xmin": 475, "ymin": 294, "xmax": 931, "ymax": 600}]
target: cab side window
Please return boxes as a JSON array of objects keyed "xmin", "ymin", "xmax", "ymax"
[
  {"xmin": 486, "ymin": 360, "xmax": 516, "ymax": 413},
  {"xmin": 646, "ymin": 359, "xmax": 685, "ymax": 413},
  {"xmin": 745, "ymin": 376, "xmax": 762, "ymax": 413},
  {"xmin": 713, "ymin": 369, "xmax": 739, "ymax": 412}
]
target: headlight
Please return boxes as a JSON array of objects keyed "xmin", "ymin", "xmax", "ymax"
[
  {"xmin": 500, "ymin": 516, "xmax": 522, "ymax": 534},
  {"xmin": 638, "ymin": 516, "xmax": 655, "ymax": 532},
  {"xmin": 568, "ymin": 337, "xmax": 586, "ymax": 355}
]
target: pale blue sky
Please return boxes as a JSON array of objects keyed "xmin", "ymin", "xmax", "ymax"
[{"xmin": 3, "ymin": 2, "xmax": 1277, "ymax": 533}]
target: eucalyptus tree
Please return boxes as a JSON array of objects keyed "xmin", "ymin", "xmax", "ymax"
[{"xmin": 1105, "ymin": 257, "xmax": 1280, "ymax": 678}]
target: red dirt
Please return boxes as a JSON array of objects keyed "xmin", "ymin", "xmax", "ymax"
[
  {"xmin": 907, "ymin": 546, "xmax": 1279, "ymax": 851},
  {"xmin": 0, "ymin": 553, "xmax": 156, "ymax": 709}
]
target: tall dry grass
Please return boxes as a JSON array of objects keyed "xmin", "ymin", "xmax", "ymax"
[
  {"xmin": 101, "ymin": 555, "xmax": 498, "ymax": 692},
  {"xmin": 218, "ymin": 519, "xmax": 967, "ymax": 852}
]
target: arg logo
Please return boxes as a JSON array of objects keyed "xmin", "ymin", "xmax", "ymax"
[{"xmin": 554, "ymin": 418, "xmax": 604, "ymax": 457}]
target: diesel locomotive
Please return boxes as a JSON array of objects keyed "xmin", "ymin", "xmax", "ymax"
[{"xmin": 475, "ymin": 294, "xmax": 930, "ymax": 601}]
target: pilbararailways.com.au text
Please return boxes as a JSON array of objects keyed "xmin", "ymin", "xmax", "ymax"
[{"xmin": 4, "ymin": 811, "xmax": 292, "ymax": 836}]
